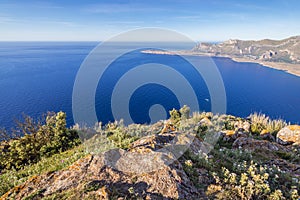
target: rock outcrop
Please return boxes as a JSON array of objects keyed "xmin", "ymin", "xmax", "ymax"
[
  {"xmin": 2, "ymin": 131, "xmax": 203, "ymax": 200},
  {"xmin": 233, "ymin": 137, "xmax": 283, "ymax": 151},
  {"xmin": 277, "ymin": 125, "xmax": 300, "ymax": 145},
  {"xmin": 1, "ymin": 113, "xmax": 299, "ymax": 199}
]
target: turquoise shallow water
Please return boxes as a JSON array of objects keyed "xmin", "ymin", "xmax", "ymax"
[{"xmin": 0, "ymin": 42, "xmax": 299, "ymax": 130}]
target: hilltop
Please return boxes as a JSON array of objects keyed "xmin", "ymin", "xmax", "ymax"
[{"xmin": 0, "ymin": 108, "xmax": 299, "ymax": 199}]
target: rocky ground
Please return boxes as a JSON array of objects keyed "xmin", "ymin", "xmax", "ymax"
[{"xmin": 1, "ymin": 111, "xmax": 300, "ymax": 199}]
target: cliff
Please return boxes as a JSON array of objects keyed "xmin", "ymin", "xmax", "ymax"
[{"xmin": 193, "ymin": 36, "xmax": 300, "ymax": 64}]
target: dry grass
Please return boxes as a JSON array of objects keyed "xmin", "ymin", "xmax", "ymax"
[{"xmin": 249, "ymin": 113, "xmax": 287, "ymax": 135}]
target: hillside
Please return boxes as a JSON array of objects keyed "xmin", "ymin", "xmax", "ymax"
[
  {"xmin": 0, "ymin": 109, "xmax": 299, "ymax": 199},
  {"xmin": 141, "ymin": 36, "xmax": 300, "ymax": 77},
  {"xmin": 193, "ymin": 36, "xmax": 300, "ymax": 64}
]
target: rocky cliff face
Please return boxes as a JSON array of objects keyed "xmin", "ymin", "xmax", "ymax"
[{"xmin": 193, "ymin": 36, "xmax": 300, "ymax": 64}]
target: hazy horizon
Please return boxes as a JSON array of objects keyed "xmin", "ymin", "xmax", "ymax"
[{"xmin": 1, "ymin": 0, "xmax": 300, "ymax": 42}]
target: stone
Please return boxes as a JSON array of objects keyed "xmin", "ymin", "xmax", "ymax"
[
  {"xmin": 199, "ymin": 117, "xmax": 213, "ymax": 126},
  {"xmin": 260, "ymin": 129, "xmax": 275, "ymax": 142},
  {"xmin": 242, "ymin": 121, "xmax": 251, "ymax": 132},
  {"xmin": 232, "ymin": 137, "xmax": 283, "ymax": 152},
  {"xmin": 220, "ymin": 130, "xmax": 248, "ymax": 142},
  {"xmin": 234, "ymin": 120, "xmax": 251, "ymax": 132},
  {"xmin": 277, "ymin": 125, "xmax": 300, "ymax": 145},
  {"xmin": 223, "ymin": 130, "xmax": 235, "ymax": 136},
  {"xmin": 2, "ymin": 132, "xmax": 202, "ymax": 200},
  {"xmin": 160, "ymin": 120, "xmax": 176, "ymax": 134}
]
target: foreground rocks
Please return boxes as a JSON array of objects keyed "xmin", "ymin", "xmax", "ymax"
[
  {"xmin": 1, "ymin": 112, "xmax": 299, "ymax": 200},
  {"xmin": 2, "ymin": 130, "xmax": 203, "ymax": 200},
  {"xmin": 2, "ymin": 153, "xmax": 199, "ymax": 199},
  {"xmin": 277, "ymin": 125, "xmax": 300, "ymax": 145}
]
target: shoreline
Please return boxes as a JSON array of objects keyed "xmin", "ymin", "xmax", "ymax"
[
  {"xmin": 231, "ymin": 57, "xmax": 300, "ymax": 77},
  {"xmin": 141, "ymin": 50, "xmax": 300, "ymax": 77}
]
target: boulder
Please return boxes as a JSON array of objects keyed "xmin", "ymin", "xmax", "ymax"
[
  {"xmin": 276, "ymin": 125, "xmax": 300, "ymax": 145},
  {"xmin": 220, "ymin": 130, "xmax": 248, "ymax": 142},
  {"xmin": 260, "ymin": 129, "xmax": 275, "ymax": 142},
  {"xmin": 234, "ymin": 120, "xmax": 251, "ymax": 132},
  {"xmin": 199, "ymin": 117, "xmax": 213, "ymax": 126}
]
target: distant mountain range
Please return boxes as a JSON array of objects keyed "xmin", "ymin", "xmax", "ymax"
[{"xmin": 193, "ymin": 36, "xmax": 300, "ymax": 64}]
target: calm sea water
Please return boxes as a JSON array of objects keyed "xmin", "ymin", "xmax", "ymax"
[{"xmin": 0, "ymin": 42, "xmax": 299, "ymax": 130}]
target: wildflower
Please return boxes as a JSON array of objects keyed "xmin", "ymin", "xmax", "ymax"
[
  {"xmin": 128, "ymin": 187, "xmax": 135, "ymax": 194},
  {"xmin": 185, "ymin": 160, "xmax": 193, "ymax": 167}
]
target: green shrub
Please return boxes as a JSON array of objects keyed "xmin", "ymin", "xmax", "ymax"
[
  {"xmin": 275, "ymin": 151, "xmax": 292, "ymax": 160},
  {"xmin": 180, "ymin": 105, "xmax": 190, "ymax": 120},
  {"xmin": 105, "ymin": 121, "xmax": 139, "ymax": 150},
  {"xmin": 224, "ymin": 120, "xmax": 235, "ymax": 130},
  {"xmin": 0, "ymin": 112, "xmax": 81, "ymax": 171},
  {"xmin": 169, "ymin": 108, "xmax": 181, "ymax": 125}
]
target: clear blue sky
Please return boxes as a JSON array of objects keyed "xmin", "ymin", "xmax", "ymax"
[{"xmin": 0, "ymin": 0, "xmax": 299, "ymax": 41}]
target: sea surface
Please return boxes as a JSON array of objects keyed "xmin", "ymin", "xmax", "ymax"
[{"xmin": 0, "ymin": 42, "xmax": 300, "ymax": 130}]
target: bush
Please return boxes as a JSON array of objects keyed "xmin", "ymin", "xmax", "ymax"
[
  {"xmin": 207, "ymin": 161, "xmax": 299, "ymax": 200},
  {"xmin": 169, "ymin": 108, "xmax": 181, "ymax": 125},
  {"xmin": 0, "ymin": 112, "xmax": 81, "ymax": 171},
  {"xmin": 105, "ymin": 122, "xmax": 139, "ymax": 150},
  {"xmin": 249, "ymin": 113, "xmax": 287, "ymax": 135},
  {"xmin": 180, "ymin": 105, "xmax": 190, "ymax": 120},
  {"xmin": 207, "ymin": 162, "xmax": 271, "ymax": 199}
]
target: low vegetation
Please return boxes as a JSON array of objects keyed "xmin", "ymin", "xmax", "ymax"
[
  {"xmin": 0, "ymin": 145, "xmax": 86, "ymax": 197},
  {"xmin": 249, "ymin": 112, "xmax": 287, "ymax": 135},
  {"xmin": 0, "ymin": 108, "xmax": 299, "ymax": 199},
  {"xmin": 206, "ymin": 161, "xmax": 299, "ymax": 200}
]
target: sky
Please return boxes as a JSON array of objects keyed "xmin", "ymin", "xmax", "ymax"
[{"xmin": 0, "ymin": 0, "xmax": 300, "ymax": 42}]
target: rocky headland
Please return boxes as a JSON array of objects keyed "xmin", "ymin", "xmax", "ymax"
[{"xmin": 142, "ymin": 36, "xmax": 300, "ymax": 77}]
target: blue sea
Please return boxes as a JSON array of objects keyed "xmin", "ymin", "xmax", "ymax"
[{"xmin": 0, "ymin": 42, "xmax": 300, "ymax": 130}]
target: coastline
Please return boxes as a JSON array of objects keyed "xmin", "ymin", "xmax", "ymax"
[
  {"xmin": 231, "ymin": 57, "xmax": 300, "ymax": 77},
  {"xmin": 141, "ymin": 50, "xmax": 300, "ymax": 77}
]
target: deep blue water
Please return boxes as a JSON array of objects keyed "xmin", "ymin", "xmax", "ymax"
[{"xmin": 0, "ymin": 42, "xmax": 300, "ymax": 130}]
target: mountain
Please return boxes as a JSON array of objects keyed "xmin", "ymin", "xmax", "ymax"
[{"xmin": 193, "ymin": 36, "xmax": 300, "ymax": 64}]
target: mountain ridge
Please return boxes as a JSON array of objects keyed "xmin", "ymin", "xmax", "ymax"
[
  {"xmin": 193, "ymin": 35, "xmax": 300, "ymax": 64},
  {"xmin": 141, "ymin": 35, "xmax": 300, "ymax": 77}
]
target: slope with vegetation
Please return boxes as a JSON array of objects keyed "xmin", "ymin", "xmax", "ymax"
[{"xmin": 0, "ymin": 108, "xmax": 299, "ymax": 199}]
